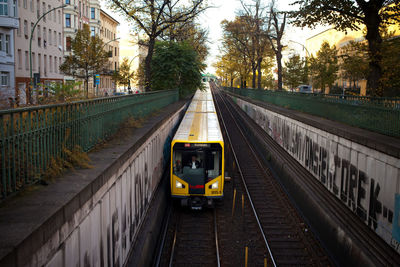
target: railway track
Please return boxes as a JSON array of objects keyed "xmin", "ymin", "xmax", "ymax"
[
  {"xmin": 212, "ymin": 85, "xmax": 332, "ymax": 266},
  {"xmin": 217, "ymin": 87, "xmax": 400, "ymax": 266},
  {"xmin": 156, "ymin": 206, "xmax": 220, "ymax": 267}
]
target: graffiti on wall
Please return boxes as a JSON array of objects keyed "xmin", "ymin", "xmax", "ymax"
[
  {"xmin": 47, "ymin": 110, "xmax": 184, "ymax": 267},
  {"xmin": 236, "ymin": 97, "xmax": 400, "ymax": 253}
]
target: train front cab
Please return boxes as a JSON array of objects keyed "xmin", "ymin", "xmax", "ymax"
[{"xmin": 170, "ymin": 141, "xmax": 224, "ymax": 209}]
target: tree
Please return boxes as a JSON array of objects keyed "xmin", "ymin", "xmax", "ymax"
[
  {"xmin": 36, "ymin": 82, "xmax": 82, "ymax": 104},
  {"xmin": 239, "ymin": 0, "xmax": 272, "ymax": 89},
  {"xmin": 221, "ymin": 17, "xmax": 254, "ymax": 88},
  {"xmin": 214, "ymin": 55, "xmax": 238, "ymax": 87},
  {"xmin": 163, "ymin": 20, "xmax": 209, "ymax": 64},
  {"xmin": 108, "ymin": 0, "xmax": 207, "ymax": 91},
  {"xmin": 114, "ymin": 57, "xmax": 133, "ymax": 90},
  {"xmin": 283, "ymin": 54, "xmax": 308, "ymax": 90},
  {"xmin": 379, "ymin": 30, "xmax": 400, "ymax": 96},
  {"xmin": 309, "ymin": 42, "xmax": 339, "ymax": 93},
  {"xmin": 266, "ymin": 2, "xmax": 287, "ymax": 91},
  {"xmin": 339, "ymin": 41, "xmax": 369, "ymax": 92},
  {"xmin": 60, "ymin": 25, "xmax": 108, "ymax": 98},
  {"xmin": 290, "ymin": 0, "xmax": 400, "ymax": 96},
  {"xmin": 151, "ymin": 41, "xmax": 205, "ymax": 97}
]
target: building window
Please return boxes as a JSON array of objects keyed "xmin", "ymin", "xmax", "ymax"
[
  {"xmin": 30, "ymin": 0, "xmax": 33, "ymax": 12},
  {"xmin": 0, "ymin": 34, "xmax": 3, "ymax": 51},
  {"xmin": 48, "ymin": 29, "xmax": 51, "ymax": 45},
  {"xmin": 54, "ymin": 57, "xmax": 57, "ymax": 73},
  {"xmin": 38, "ymin": 53, "xmax": 41, "ymax": 73},
  {"xmin": 90, "ymin": 7, "xmax": 95, "ymax": 19},
  {"xmin": 0, "ymin": 0, "xmax": 8, "ymax": 15},
  {"xmin": 65, "ymin": 13, "xmax": 71, "ymax": 27},
  {"xmin": 25, "ymin": 51, "xmax": 29, "ymax": 70},
  {"xmin": 37, "ymin": 25, "xmax": 41, "ymax": 46},
  {"xmin": 58, "ymin": 10, "xmax": 61, "ymax": 24},
  {"xmin": 5, "ymin": 35, "xmax": 9, "ymax": 54},
  {"xmin": 43, "ymin": 27, "xmax": 46, "ymax": 48},
  {"xmin": 18, "ymin": 49, "xmax": 22, "ymax": 69},
  {"xmin": 43, "ymin": 54, "xmax": 47, "ymax": 75},
  {"xmin": 17, "ymin": 18, "xmax": 21, "ymax": 36},
  {"xmin": 115, "ymin": 47, "xmax": 117, "ymax": 57},
  {"xmin": 36, "ymin": 0, "xmax": 39, "ymax": 18},
  {"xmin": 32, "ymin": 52, "xmax": 35, "ymax": 71},
  {"xmin": 22, "ymin": 0, "xmax": 26, "ymax": 9},
  {"xmin": 66, "ymin": 36, "xmax": 71, "ymax": 51},
  {"xmin": 1, "ymin": 72, "xmax": 9, "ymax": 86},
  {"xmin": 53, "ymin": 31, "xmax": 56, "ymax": 46},
  {"xmin": 58, "ymin": 32, "xmax": 61, "ymax": 46},
  {"xmin": 90, "ymin": 26, "xmax": 95, "ymax": 36},
  {"xmin": 42, "ymin": 2, "xmax": 46, "ymax": 21},
  {"xmin": 31, "ymin": 22, "xmax": 34, "ymax": 39},
  {"xmin": 65, "ymin": 0, "xmax": 69, "ymax": 4},
  {"xmin": 49, "ymin": 55, "xmax": 52, "ymax": 73},
  {"xmin": 48, "ymin": 5, "xmax": 51, "ymax": 20}
]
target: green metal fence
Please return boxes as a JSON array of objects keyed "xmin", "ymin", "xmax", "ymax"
[
  {"xmin": 224, "ymin": 87, "xmax": 400, "ymax": 138},
  {"xmin": 0, "ymin": 90, "xmax": 179, "ymax": 199}
]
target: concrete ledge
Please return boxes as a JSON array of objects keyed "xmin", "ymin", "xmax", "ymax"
[
  {"xmin": 227, "ymin": 91, "xmax": 400, "ymax": 159},
  {"xmin": 0, "ymin": 100, "xmax": 187, "ymax": 266}
]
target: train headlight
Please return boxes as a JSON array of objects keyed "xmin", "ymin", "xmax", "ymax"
[
  {"xmin": 210, "ymin": 181, "xmax": 218, "ymax": 189},
  {"xmin": 175, "ymin": 180, "xmax": 184, "ymax": 188}
]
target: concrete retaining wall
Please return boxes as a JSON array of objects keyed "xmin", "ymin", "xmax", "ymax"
[
  {"xmin": 36, "ymin": 107, "xmax": 184, "ymax": 267},
  {"xmin": 232, "ymin": 96, "xmax": 400, "ymax": 253}
]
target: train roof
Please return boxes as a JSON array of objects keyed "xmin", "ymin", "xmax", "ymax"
[
  {"xmin": 173, "ymin": 87, "xmax": 223, "ymax": 143},
  {"xmin": 186, "ymin": 99, "xmax": 216, "ymax": 113},
  {"xmin": 173, "ymin": 112, "xmax": 223, "ymax": 143},
  {"xmin": 192, "ymin": 86, "xmax": 213, "ymax": 101}
]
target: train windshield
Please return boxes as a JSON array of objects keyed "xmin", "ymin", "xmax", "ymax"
[{"xmin": 173, "ymin": 143, "xmax": 222, "ymax": 183}]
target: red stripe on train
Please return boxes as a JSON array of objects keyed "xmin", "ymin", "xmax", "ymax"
[{"xmin": 189, "ymin": 185, "xmax": 204, "ymax": 189}]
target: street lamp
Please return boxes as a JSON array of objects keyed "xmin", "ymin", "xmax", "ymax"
[{"xmin": 29, "ymin": 4, "xmax": 67, "ymax": 103}]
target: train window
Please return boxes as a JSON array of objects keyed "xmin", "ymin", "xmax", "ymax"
[
  {"xmin": 206, "ymin": 150, "xmax": 222, "ymax": 180},
  {"xmin": 173, "ymin": 143, "xmax": 222, "ymax": 182}
]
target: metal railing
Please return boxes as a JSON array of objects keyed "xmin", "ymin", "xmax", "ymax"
[
  {"xmin": 0, "ymin": 90, "xmax": 179, "ymax": 199},
  {"xmin": 224, "ymin": 87, "xmax": 400, "ymax": 138}
]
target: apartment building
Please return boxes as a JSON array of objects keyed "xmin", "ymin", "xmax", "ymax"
[
  {"xmin": 305, "ymin": 23, "xmax": 400, "ymax": 95},
  {"xmin": 0, "ymin": 0, "xmax": 18, "ymax": 106},
  {"xmin": 63, "ymin": 0, "xmax": 90, "ymax": 93},
  {"xmin": 14, "ymin": 0, "xmax": 64, "ymax": 104},
  {"xmin": 99, "ymin": 9, "xmax": 118, "ymax": 95}
]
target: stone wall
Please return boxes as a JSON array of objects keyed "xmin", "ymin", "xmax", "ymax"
[{"xmin": 40, "ymin": 107, "xmax": 183, "ymax": 267}]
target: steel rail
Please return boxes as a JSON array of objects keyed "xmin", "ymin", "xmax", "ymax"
[
  {"xmin": 154, "ymin": 205, "xmax": 173, "ymax": 267},
  {"xmin": 168, "ymin": 214, "xmax": 178, "ymax": 267},
  {"xmin": 212, "ymin": 86, "xmax": 278, "ymax": 267},
  {"xmin": 167, "ymin": 209, "xmax": 221, "ymax": 267},
  {"xmin": 214, "ymin": 209, "xmax": 221, "ymax": 267}
]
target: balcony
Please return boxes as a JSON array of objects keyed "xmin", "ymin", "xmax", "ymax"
[{"xmin": 0, "ymin": 15, "xmax": 18, "ymax": 29}]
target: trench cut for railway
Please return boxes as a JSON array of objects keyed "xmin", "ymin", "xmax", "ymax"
[{"xmin": 0, "ymin": 83, "xmax": 399, "ymax": 266}]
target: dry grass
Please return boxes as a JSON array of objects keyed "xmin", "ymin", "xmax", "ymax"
[{"xmin": 42, "ymin": 145, "xmax": 92, "ymax": 183}]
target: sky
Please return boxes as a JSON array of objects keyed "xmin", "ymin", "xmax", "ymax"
[{"xmin": 101, "ymin": 0, "xmax": 328, "ymax": 74}]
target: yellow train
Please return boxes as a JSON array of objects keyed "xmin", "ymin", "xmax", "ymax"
[{"xmin": 170, "ymin": 83, "xmax": 224, "ymax": 209}]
